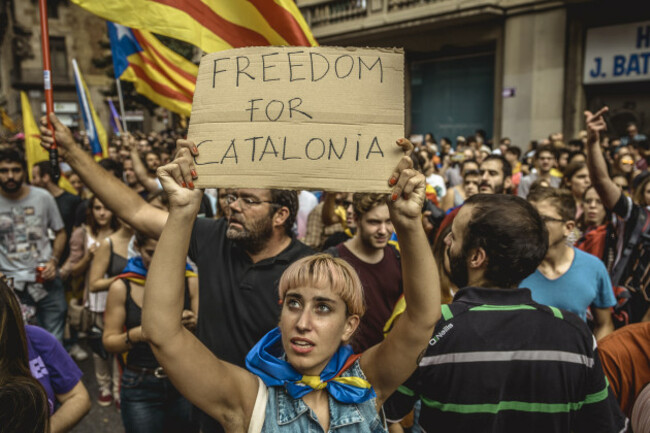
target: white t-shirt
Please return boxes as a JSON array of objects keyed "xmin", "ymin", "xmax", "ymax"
[
  {"xmin": 297, "ymin": 190, "xmax": 318, "ymax": 239},
  {"xmin": 426, "ymin": 174, "xmax": 447, "ymax": 199}
]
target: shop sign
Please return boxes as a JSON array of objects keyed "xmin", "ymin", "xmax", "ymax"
[
  {"xmin": 40, "ymin": 101, "xmax": 78, "ymax": 114},
  {"xmin": 584, "ymin": 21, "xmax": 650, "ymax": 84}
]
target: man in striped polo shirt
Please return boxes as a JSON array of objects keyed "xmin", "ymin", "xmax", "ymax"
[{"xmin": 385, "ymin": 194, "xmax": 627, "ymax": 432}]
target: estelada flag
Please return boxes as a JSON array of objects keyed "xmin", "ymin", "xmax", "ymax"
[
  {"xmin": 20, "ymin": 91, "xmax": 78, "ymax": 195},
  {"xmin": 108, "ymin": 22, "xmax": 198, "ymax": 118},
  {"xmin": 71, "ymin": 0, "xmax": 317, "ymax": 53},
  {"xmin": 72, "ymin": 59, "xmax": 109, "ymax": 161}
]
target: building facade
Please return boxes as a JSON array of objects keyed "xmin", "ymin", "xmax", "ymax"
[
  {"xmin": 298, "ymin": 0, "xmax": 650, "ymax": 148},
  {"xmin": 0, "ymin": 0, "xmax": 110, "ymax": 132},
  {"xmin": 0, "ymin": 0, "xmax": 164, "ymax": 140}
]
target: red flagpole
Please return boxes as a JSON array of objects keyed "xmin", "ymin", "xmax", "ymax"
[{"xmin": 38, "ymin": 0, "xmax": 60, "ymax": 182}]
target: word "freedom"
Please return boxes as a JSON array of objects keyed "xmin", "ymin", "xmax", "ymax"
[{"xmin": 212, "ymin": 51, "xmax": 385, "ymax": 87}]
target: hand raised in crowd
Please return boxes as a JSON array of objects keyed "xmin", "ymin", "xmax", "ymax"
[
  {"xmin": 39, "ymin": 113, "xmax": 77, "ymax": 158},
  {"xmin": 584, "ymin": 106, "xmax": 609, "ymax": 146},
  {"xmin": 156, "ymin": 151, "xmax": 203, "ymax": 212},
  {"xmin": 120, "ymin": 132, "xmax": 136, "ymax": 152},
  {"xmin": 172, "ymin": 138, "xmax": 200, "ymax": 186},
  {"xmin": 387, "ymin": 138, "xmax": 426, "ymax": 228}
]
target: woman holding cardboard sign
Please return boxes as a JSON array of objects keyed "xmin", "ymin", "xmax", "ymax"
[{"xmin": 141, "ymin": 138, "xmax": 439, "ymax": 432}]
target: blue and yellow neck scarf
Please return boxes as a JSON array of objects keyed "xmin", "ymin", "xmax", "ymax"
[
  {"xmin": 117, "ymin": 257, "xmax": 197, "ymax": 285},
  {"xmin": 245, "ymin": 327, "xmax": 376, "ymax": 404}
]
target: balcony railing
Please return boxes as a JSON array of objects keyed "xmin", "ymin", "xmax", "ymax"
[{"xmin": 298, "ymin": 0, "xmax": 455, "ymax": 31}]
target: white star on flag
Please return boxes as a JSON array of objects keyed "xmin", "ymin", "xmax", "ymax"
[{"xmin": 115, "ymin": 23, "xmax": 135, "ymax": 44}]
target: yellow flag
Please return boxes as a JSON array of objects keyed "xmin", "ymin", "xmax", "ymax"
[
  {"xmin": 1, "ymin": 107, "xmax": 17, "ymax": 132},
  {"xmin": 20, "ymin": 91, "xmax": 77, "ymax": 195},
  {"xmin": 21, "ymin": 91, "xmax": 48, "ymax": 182}
]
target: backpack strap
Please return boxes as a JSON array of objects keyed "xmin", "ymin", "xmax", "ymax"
[
  {"xmin": 107, "ymin": 238, "xmax": 114, "ymax": 277},
  {"xmin": 247, "ymin": 377, "xmax": 268, "ymax": 433}
]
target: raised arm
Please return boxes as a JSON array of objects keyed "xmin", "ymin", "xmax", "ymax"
[
  {"xmin": 584, "ymin": 107, "xmax": 622, "ymax": 210},
  {"xmin": 141, "ymin": 161, "xmax": 258, "ymax": 429},
  {"xmin": 361, "ymin": 138, "xmax": 440, "ymax": 406},
  {"xmin": 122, "ymin": 133, "xmax": 161, "ymax": 193},
  {"xmin": 39, "ymin": 113, "xmax": 167, "ymax": 239}
]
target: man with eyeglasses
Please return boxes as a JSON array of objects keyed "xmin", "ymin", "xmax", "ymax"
[
  {"xmin": 520, "ymin": 187, "xmax": 615, "ymax": 340},
  {"xmin": 39, "ymin": 114, "xmax": 314, "ymax": 433},
  {"xmin": 0, "ymin": 146, "xmax": 68, "ymax": 343}
]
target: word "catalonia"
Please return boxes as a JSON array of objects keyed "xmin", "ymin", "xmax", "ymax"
[
  {"xmin": 195, "ymin": 135, "xmax": 385, "ymax": 165},
  {"xmin": 212, "ymin": 51, "xmax": 385, "ymax": 87}
]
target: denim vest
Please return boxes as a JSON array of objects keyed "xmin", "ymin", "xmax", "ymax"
[{"xmin": 261, "ymin": 360, "xmax": 387, "ymax": 432}]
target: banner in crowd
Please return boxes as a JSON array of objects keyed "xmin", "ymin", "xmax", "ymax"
[
  {"xmin": 20, "ymin": 91, "xmax": 77, "ymax": 194},
  {"xmin": 72, "ymin": 59, "xmax": 108, "ymax": 161},
  {"xmin": 107, "ymin": 22, "xmax": 198, "ymax": 117},
  {"xmin": 188, "ymin": 46, "xmax": 405, "ymax": 193},
  {"xmin": 72, "ymin": 0, "xmax": 316, "ymax": 53}
]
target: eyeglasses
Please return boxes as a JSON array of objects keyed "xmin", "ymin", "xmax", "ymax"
[
  {"xmin": 540, "ymin": 215, "xmax": 565, "ymax": 224},
  {"xmin": 225, "ymin": 194, "xmax": 277, "ymax": 208}
]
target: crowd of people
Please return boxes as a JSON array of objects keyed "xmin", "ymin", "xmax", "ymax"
[{"xmin": 0, "ymin": 106, "xmax": 648, "ymax": 433}]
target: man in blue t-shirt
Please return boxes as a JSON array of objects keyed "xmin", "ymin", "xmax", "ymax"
[{"xmin": 520, "ymin": 187, "xmax": 615, "ymax": 340}]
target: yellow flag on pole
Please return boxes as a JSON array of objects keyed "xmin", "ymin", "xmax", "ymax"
[{"xmin": 20, "ymin": 91, "xmax": 77, "ymax": 195}]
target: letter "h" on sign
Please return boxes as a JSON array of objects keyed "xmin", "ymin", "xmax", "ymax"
[{"xmin": 637, "ymin": 25, "xmax": 650, "ymax": 49}]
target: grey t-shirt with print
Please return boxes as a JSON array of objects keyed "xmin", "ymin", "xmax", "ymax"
[{"xmin": 0, "ymin": 186, "xmax": 64, "ymax": 282}]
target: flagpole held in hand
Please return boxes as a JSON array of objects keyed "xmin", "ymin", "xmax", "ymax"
[{"xmin": 38, "ymin": 0, "xmax": 60, "ymax": 182}]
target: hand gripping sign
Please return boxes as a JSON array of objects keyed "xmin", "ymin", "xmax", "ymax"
[{"xmin": 188, "ymin": 46, "xmax": 405, "ymax": 193}]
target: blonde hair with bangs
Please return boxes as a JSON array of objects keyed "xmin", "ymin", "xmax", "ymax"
[{"xmin": 278, "ymin": 254, "xmax": 365, "ymax": 317}]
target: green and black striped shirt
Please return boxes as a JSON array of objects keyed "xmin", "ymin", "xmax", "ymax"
[{"xmin": 385, "ymin": 287, "xmax": 627, "ymax": 433}]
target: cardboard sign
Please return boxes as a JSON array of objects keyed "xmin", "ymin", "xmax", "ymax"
[{"xmin": 188, "ymin": 46, "xmax": 405, "ymax": 192}]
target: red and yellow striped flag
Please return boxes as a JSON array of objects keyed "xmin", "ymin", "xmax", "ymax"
[
  {"xmin": 109, "ymin": 23, "xmax": 198, "ymax": 117},
  {"xmin": 72, "ymin": 0, "xmax": 317, "ymax": 53}
]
